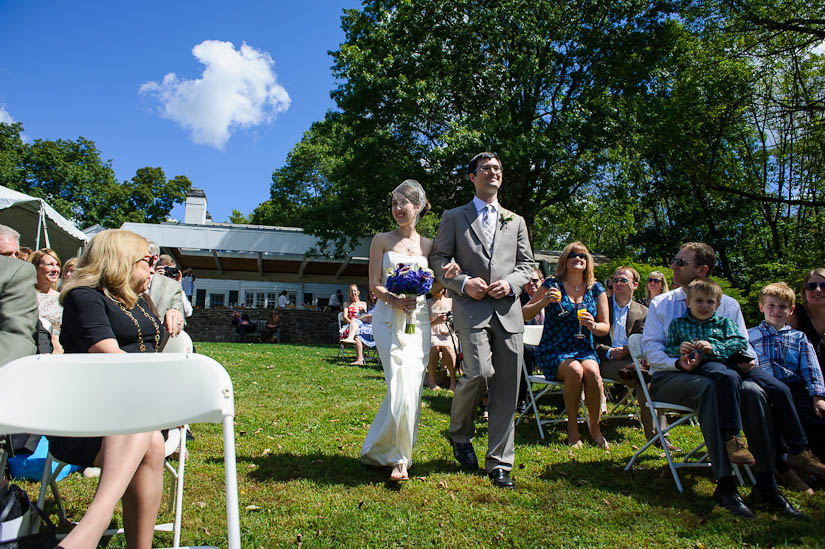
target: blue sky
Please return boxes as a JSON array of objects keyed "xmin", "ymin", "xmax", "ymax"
[{"xmin": 0, "ymin": 0, "xmax": 361, "ymax": 224}]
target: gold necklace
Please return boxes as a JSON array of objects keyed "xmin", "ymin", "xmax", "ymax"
[{"xmin": 108, "ymin": 296, "xmax": 160, "ymax": 352}]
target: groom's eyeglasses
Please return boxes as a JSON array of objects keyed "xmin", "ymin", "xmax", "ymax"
[{"xmin": 475, "ymin": 164, "xmax": 503, "ymax": 174}]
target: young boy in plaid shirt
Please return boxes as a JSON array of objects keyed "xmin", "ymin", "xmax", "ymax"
[
  {"xmin": 749, "ymin": 282, "xmax": 825, "ymax": 492},
  {"xmin": 665, "ymin": 278, "xmax": 756, "ymax": 465}
]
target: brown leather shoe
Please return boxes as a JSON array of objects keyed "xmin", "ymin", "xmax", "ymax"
[
  {"xmin": 724, "ymin": 435, "xmax": 755, "ymax": 465},
  {"xmin": 777, "ymin": 468, "xmax": 814, "ymax": 495},
  {"xmin": 786, "ymin": 450, "xmax": 825, "ymax": 478}
]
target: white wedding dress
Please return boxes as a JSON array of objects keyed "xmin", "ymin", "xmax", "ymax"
[{"xmin": 360, "ymin": 251, "xmax": 431, "ymax": 468}]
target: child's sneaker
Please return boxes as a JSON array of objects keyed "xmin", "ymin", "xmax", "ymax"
[
  {"xmin": 724, "ymin": 435, "xmax": 756, "ymax": 465},
  {"xmin": 786, "ymin": 450, "xmax": 825, "ymax": 478}
]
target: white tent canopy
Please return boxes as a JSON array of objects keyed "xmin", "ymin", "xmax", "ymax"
[{"xmin": 0, "ymin": 185, "xmax": 87, "ymax": 261}]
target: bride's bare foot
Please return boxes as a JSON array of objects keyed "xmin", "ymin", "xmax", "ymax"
[
  {"xmin": 591, "ymin": 433, "xmax": 610, "ymax": 450},
  {"xmin": 390, "ymin": 463, "xmax": 408, "ymax": 481}
]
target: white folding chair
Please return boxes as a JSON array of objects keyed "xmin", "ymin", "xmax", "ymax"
[
  {"xmin": 0, "ymin": 353, "xmax": 241, "ymax": 549},
  {"xmin": 623, "ymin": 334, "xmax": 752, "ymax": 492},
  {"xmin": 516, "ymin": 325, "xmax": 589, "ymax": 439},
  {"xmin": 336, "ymin": 312, "xmax": 350, "ymax": 360}
]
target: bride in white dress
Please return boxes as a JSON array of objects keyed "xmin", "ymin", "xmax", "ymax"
[{"xmin": 361, "ymin": 179, "xmax": 453, "ymax": 481}]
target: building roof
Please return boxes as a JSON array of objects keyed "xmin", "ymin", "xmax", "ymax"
[{"xmin": 120, "ymin": 221, "xmax": 370, "ymax": 283}]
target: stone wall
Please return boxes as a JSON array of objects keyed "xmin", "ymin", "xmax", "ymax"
[{"xmin": 186, "ymin": 308, "xmax": 340, "ymax": 344}]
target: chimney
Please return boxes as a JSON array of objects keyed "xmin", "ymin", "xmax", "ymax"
[{"xmin": 184, "ymin": 188, "xmax": 207, "ymax": 225}]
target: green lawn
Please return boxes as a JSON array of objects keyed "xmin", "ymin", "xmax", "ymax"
[{"xmin": 22, "ymin": 343, "xmax": 825, "ymax": 547}]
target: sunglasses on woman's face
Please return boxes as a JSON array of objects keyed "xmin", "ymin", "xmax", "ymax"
[
  {"xmin": 805, "ymin": 282, "xmax": 825, "ymax": 292},
  {"xmin": 529, "ymin": 278, "xmax": 542, "ymax": 284},
  {"xmin": 568, "ymin": 252, "xmax": 587, "ymax": 260},
  {"xmin": 138, "ymin": 255, "xmax": 157, "ymax": 268},
  {"xmin": 647, "ymin": 278, "xmax": 663, "ymax": 284}
]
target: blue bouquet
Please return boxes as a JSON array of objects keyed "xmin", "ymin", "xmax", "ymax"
[{"xmin": 385, "ymin": 263, "xmax": 434, "ymax": 334}]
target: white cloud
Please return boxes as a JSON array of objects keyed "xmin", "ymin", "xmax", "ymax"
[
  {"xmin": 140, "ymin": 40, "xmax": 291, "ymax": 149},
  {"xmin": 0, "ymin": 105, "xmax": 15, "ymax": 124}
]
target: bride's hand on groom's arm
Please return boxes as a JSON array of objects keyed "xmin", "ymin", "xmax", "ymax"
[{"xmin": 442, "ymin": 262, "xmax": 461, "ymax": 279}]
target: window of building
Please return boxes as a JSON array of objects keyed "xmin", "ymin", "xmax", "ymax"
[
  {"xmin": 209, "ymin": 293, "xmax": 225, "ymax": 308},
  {"xmin": 228, "ymin": 290, "xmax": 239, "ymax": 307},
  {"xmin": 195, "ymin": 289, "xmax": 206, "ymax": 308}
]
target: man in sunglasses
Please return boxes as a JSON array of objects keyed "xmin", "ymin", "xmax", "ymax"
[
  {"xmin": 642, "ymin": 242, "xmax": 811, "ymax": 519},
  {"xmin": 594, "ymin": 267, "xmax": 668, "ymax": 443}
]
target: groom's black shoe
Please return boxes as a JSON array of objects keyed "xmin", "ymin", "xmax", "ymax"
[
  {"xmin": 489, "ymin": 468, "xmax": 515, "ymax": 489},
  {"xmin": 450, "ymin": 440, "xmax": 479, "ymax": 471}
]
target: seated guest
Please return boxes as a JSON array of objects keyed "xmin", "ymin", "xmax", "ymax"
[
  {"xmin": 61, "ymin": 257, "xmax": 78, "ymax": 287},
  {"xmin": 340, "ymin": 284, "xmax": 375, "ymax": 365},
  {"xmin": 644, "ymin": 242, "xmax": 820, "ymax": 518},
  {"xmin": 340, "ymin": 284, "xmax": 368, "ymax": 343},
  {"xmin": 750, "ymin": 282, "xmax": 825, "ymax": 491},
  {"xmin": 643, "ymin": 270, "xmax": 669, "ymax": 306},
  {"xmin": 231, "ymin": 311, "xmax": 255, "ymax": 342},
  {"xmin": 1, "ymin": 229, "xmax": 39, "ymax": 453},
  {"xmin": 0, "ymin": 224, "xmax": 22, "ymax": 258},
  {"xmin": 328, "ymin": 288, "xmax": 344, "ymax": 312},
  {"xmin": 523, "ymin": 242, "xmax": 610, "ymax": 449},
  {"xmin": 517, "ymin": 268, "xmax": 545, "ymax": 413},
  {"xmin": 29, "ymin": 248, "xmax": 64, "ymax": 354},
  {"xmin": 594, "ymin": 266, "xmax": 669, "ymax": 444},
  {"xmin": 148, "ymin": 249, "xmax": 187, "ymax": 337},
  {"xmin": 260, "ymin": 310, "xmax": 281, "ymax": 342},
  {"xmin": 427, "ymin": 287, "xmax": 458, "ymax": 390},
  {"xmin": 17, "ymin": 246, "xmax": 32, "ymax": 261},
  {"xmin": 0, "ymin": 254, "xmax": 37, "ymax": 366},
  {"xmin": 48, "ymin": 229, "xmax": 167, "ymax": 548},
  {"xmin": 790, "ymin": 268, "xmax": 825, "ymax": 377}
]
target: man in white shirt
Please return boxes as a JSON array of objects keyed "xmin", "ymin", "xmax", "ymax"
[
  {"xmin": 277, "ymin": 290, "xmax": 289, "ymax": 308},
  {"xmin": 594, "ymin": 266, "xmax": 664, "ymax": 441},
  {"xmin": 642, "ymin": 242, "xmax": 802, "ymax": 519}
]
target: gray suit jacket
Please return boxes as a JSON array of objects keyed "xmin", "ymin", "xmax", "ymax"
[
  {"xmin": 0, "ymin": 256, "xmax": 38, "ymax": 366},
  {"xmin": 148, "ymin": 274, "xmax": 185, "ymax": 323},
  {"xmin": 430, "ymin": 201, "xmax": 534, "ymax": 333},
  {"xmin": 595, "ymin": 298, "xmax": 648, "ymax": 361}
]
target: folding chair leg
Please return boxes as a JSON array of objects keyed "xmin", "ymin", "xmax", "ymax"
[{"xmin": 173, "ymin": 430, "xmax": 186, "ymax": 548}]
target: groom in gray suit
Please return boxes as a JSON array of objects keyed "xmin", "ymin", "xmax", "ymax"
[{"xmin": 431, "ymin": 152, "xmax": 535, "ymax": 488}]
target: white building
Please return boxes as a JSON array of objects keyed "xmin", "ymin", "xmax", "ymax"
[{"xmin": 116, "ymin": 189, "xmax": 370, "ymax": 310}]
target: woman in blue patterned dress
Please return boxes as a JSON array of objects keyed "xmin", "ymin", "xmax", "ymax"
[{"xmin": 522, "ymin": 242, "xmax": 610, "ymax": 448}]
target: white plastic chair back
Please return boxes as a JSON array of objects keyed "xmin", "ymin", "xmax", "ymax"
[
  {"xmin": 523, "ymin": 324, "xmax": 543, "ymax": 346},
  {"xmin": 0, "ymin": 353, "xmax": 241, "ymax": 548},
  {"xmin": 164, "ymin": 330, "xmax": 194, "ymax": 353}
]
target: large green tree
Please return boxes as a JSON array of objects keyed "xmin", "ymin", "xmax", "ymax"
[
  {"xmin": 257, "ymin": 0, "xmax": 682, "ymax": 252},
  {"xmin": 0, "ymin": 122, "xmax": 191, "ymax": 228}
]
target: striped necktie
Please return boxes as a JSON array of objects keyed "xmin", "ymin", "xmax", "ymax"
[{"xmin": 482, "ymin": 204, "xmax": 496, "ymax": 249}]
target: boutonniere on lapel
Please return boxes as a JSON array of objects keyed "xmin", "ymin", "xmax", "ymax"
[{"xmin": 499, "ymin": 211, "xmax": 514, "ymax": 229}]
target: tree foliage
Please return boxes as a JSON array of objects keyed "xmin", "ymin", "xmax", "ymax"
[
  {"xmin": 0, "ymin": 122, "xmax": 191, "ymax": 228},
  {"xmin": 248, "ymin": 0, "xmax": 825, "ymax": 298}
]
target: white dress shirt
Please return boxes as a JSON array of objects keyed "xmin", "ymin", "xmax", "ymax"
[{"xmin": 641, "ymin": 286, "xmax": 752, "ymax": 373}]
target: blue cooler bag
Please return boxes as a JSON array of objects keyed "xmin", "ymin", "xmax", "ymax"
[{"xmin": 8, "ymin": 437, "xmax": 82, "ymax": 481}]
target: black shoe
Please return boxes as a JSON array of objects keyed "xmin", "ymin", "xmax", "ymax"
[
  {"xmin": 751, "ymin": 487, "xmax": 808, "ymax": 519},
  {"xmin": 488, "ymin": 468, "xmax": 515, "ymax": 489},
  {"xmin": 450, "ymin": 440, "xmax": 479, "ymax": 471},
  {"xmin": 712, "ymin": 488, "xmax": 755, "ymax": 519},
  {"xmin": 516, "ymin": 400, "xmax": 529, "ymax": 415}
]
